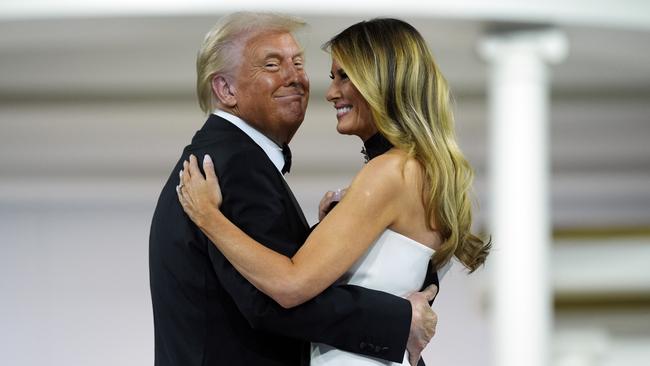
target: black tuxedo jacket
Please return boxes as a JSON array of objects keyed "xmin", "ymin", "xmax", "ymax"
[{"xmin": 150, "ymin": 115, "xmax": 436, "ymax": 366}]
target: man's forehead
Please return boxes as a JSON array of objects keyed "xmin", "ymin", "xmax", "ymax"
[{"xmin": 246, "ymin": 31, "xmax": 304, "ymax": 56}]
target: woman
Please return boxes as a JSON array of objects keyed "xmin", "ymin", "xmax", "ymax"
[{"xmin": 177, "ymin": 18, "xmax": 490, "ymax": 365}]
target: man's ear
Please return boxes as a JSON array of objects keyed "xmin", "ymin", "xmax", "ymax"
[{"xmin": 212, "ymin": 75, "xmax": 237, "ymax": 108}]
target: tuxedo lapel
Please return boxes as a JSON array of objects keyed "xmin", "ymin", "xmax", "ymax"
[
  {"xmin": 279, "ymin": 176, "xmax": 309, "ymax": 231},
  {"xmin": 198, "ymin": 114, "xmax": 309, "ymax": 232}
]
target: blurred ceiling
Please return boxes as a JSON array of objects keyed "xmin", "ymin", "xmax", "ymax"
[
  {"xmin": 1, "ymin": 15, "xmax": 650, "ymax": 97},
  {"xmin": 0, "ymin": 6, "xmax": 649, "ymax": 230}
]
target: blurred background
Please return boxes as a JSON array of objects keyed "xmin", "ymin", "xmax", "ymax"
[{"xmin": 1, "ymin": 1, "xmax": 649, "ymax": 365}]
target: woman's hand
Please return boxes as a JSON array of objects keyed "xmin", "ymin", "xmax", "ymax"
[
  {"xmin": 176, "ymin": 154, "xmax": 222, "ymax": 228},
  {"xmin": 318, "ymin": 188, "xmax": 347, "ymax": 220}
]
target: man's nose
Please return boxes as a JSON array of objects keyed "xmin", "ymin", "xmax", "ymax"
[{"xmin": 282, "ymin": 63, "xmax": 301, "ymax": 86}]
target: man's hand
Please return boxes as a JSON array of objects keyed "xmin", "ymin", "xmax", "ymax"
[{"xmin": 405, "ymin": 284, "xmax": 438, "ymax": 366}]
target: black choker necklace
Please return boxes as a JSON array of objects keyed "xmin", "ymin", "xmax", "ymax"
[{"xmin": 361, "ymin": 133, "xmax": 393, "ymax": 163}]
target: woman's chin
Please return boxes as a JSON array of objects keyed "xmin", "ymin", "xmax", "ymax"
[{"xmin": 335, "ymin": 122, "xmax": 354, "ymax": 136}]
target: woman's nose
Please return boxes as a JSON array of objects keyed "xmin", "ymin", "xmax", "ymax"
[{"xmin": 326, "ymin": 82, "xmax": 340, "ymax": 102}]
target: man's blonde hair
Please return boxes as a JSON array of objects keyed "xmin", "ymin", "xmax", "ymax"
[{"xmin": 196, "ymin": 12, "xmax": 306, "ymax": 114}]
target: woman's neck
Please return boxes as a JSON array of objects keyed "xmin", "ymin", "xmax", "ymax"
[{"xmin": 361, "ymin": 132, "xmax": 393, "ymax": 162}]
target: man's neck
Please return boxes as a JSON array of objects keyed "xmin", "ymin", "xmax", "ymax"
[
  {"xmin": 216, "ymin": 108, "xmax": 285, "ymax": 146},
  {"xmin": 213, "ymin": 110, "xmax": 286, "ymax": 173}
]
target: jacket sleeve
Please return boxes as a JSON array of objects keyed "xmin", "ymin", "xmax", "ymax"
[{"xmin": 200, "ymin": 147, "xmax": 412, "ymax": 363}]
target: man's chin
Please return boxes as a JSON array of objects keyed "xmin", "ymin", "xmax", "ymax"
[
  {"xmin": 282, "ymin": 119, "xmax": 304, "ymax": 144},
  {"xmin": 280, "ymin": 107, "xmax": 307, "ymax": 123},
  {"xmin": 286, "ymin": 116, "xmax": 305, "ymax": 128}
]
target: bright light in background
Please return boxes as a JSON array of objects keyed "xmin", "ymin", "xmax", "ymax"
[{"xmin": 1, "ymin": 0, "xmax": 650, "ymax": 30}]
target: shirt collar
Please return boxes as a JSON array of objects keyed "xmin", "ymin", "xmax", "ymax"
[{"xmin": 213, "ymin": 110, "xmax": 284, "ymax": 173}]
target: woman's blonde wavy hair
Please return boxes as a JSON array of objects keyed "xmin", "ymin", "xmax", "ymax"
[{"xmin": 324, "ymin": 19, "xmax": 490, "ymax": 272}]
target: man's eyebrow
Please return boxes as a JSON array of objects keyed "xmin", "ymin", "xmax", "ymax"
[{"xmin": 259, "ymin": 49, "xmax": 305, "ymax": 60}]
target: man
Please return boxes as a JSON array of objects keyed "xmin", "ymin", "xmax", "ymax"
[{"xmin": 150, "ymin": 12, "xmax": 438, "ymax": 366}]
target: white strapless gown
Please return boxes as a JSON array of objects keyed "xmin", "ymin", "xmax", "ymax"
[{"xmin": 310, "ymin": 229, "xmax": 448, "ymax": 365}]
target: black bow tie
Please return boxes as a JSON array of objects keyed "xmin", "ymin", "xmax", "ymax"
[{"xmin": 281, "ymin": 143, "xmax": 292, "ymax": 174}]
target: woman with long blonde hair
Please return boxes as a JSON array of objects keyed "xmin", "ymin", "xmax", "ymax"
[{"xmin": 177, "ymin": 18, "xmax": 490, "ymax": 365}]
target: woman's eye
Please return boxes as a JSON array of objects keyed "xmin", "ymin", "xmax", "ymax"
[{"xmin": 328, "ymin": 73, "xmax": 334, "ymax": 80}]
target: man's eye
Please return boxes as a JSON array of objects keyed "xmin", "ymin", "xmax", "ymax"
[{"xmin": 265, "ymin": 63, "xmax": 279, "ymax": 68}]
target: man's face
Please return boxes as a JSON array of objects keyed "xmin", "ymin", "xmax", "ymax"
[{"xmin": 231, "ymin": 31, "xmax": 309, "ymax": 145}]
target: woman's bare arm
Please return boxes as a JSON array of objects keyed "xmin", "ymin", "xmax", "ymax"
[{"xmin": 177, "ymin": 154, "xmax": 403, "ymax": 308}]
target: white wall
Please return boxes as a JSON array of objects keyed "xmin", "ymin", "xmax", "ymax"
[{"xmin": 2, "ymin": 11, "xmax": 650, "ymax": 366}]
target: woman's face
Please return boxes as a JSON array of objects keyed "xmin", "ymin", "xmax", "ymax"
[{"xmin": 326, "ymin": 58, "xmax": 377, "ymax": 141}]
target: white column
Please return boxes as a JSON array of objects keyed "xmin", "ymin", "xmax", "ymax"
[{"xmin": 479, "ymin": 28, "xmax": 567, "ymax": 366}]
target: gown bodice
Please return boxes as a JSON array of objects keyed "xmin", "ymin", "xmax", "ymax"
[{"xmin": 310, "ymin": 229, "xmax": 440, "ymax": 365}]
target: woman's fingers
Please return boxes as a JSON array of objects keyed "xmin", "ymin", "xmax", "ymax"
[
  {"xmin": 176, "ymin": 154, "xmax": 223, "ymax": 215},
  {"xmin": 176, "ymin": 181, "xmax": 187, "ymax": 207},
  {"xmin": 183, "ymin": 160, "xmax": 190, "ymax": 178},
  {"xmin": 319, "ymin": 191, "xmax": 334, "ymax": 207},
  {"xmin": 189, "ymin": 154, "xmax": 203, "ymax": 181},
  {"xmin": 318, "ymin": 191, "xmax": 335, "ymax": 220},
  {"xmin": 318, "ymin": 187, "xmax": 348, "ymax": 220},
  {"xmin": 182, "ymin": 163, "xmax": 191, "ymax": 187},
  {"xmin": 203, "ymin": 154, "xmax": 218, "ymax": 182}
]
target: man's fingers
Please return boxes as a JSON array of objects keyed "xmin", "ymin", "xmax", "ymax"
[
  {"xmin": 203, "ymin": 154, "xmax": 217, "ymax": 182},
  {"xmin": 423, "ymin": 284, "xmax": 438, "ymax": 301}
]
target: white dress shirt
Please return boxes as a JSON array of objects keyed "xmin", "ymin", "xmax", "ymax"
[{"xmin": 213, "ymin": 110, "xmax": 285, "ymax": 174}]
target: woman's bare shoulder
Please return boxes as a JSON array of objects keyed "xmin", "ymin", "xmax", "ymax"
[
  {"xmin": 369, "ymin": 149, "xmax": 422, "ymax": 177},
  {"xmin": 351, "ymin": 149, "xmax": 421, "ymax": 195}
]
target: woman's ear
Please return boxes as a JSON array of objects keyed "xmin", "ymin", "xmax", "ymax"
[{"xmin": 212, "ymin": 75, "xmax": 237, "ymax": 108}]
